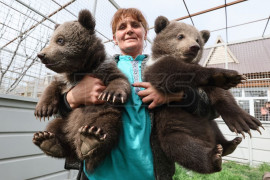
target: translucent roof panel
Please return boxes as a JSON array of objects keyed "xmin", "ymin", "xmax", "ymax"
[
  {"xmin": 0, "ymin": 0, "xmax": 269, "ymax": 97},
  {"xmin": 114, "ymin": 0, "xmax": 270, "ymax": 47}
]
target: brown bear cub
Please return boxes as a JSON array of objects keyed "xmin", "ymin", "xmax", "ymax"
[
  {"xmin": 144, "ymin": 16, "xmax": 263, "ymax": 174},
  {"xmin": 32, "ymin": 10, "xmax": 130, "ymax": 171}
]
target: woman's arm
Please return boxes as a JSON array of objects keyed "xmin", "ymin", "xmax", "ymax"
[
  {"xmin": 66, "ymin": 75, "xmax": 106, "ymax": 109},
  {"xmin": 58, "ymin": 75, "xmax": 106, "ymax": 117},
  {"xmin": 133, "ymin": 82, "xmax": 184, "ymax": 109}
]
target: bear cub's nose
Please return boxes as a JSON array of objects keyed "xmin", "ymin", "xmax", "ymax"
[
  {"xmin": 37, "ymin": 53, "xmax": 49, "ymax": 64},
  {"xmin": 190, "ymin": 45, "xmax": 200, "ymax": 53},
  {"xmin": 37, "ymin": 53, "xmax": 45, "ymax": 60}
]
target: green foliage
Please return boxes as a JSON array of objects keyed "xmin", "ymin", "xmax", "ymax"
[{"xmin": 173, "ymin": 161, "xmax": 270, "ymax": 180}]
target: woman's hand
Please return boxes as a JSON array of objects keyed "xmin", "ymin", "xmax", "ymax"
[
  {"xmin": 133, "ymin": 82, "xmax": 184, "ymax": 109},
  {"xmin": 66, "ymin": 75, "xmax": 106, "ymax": 109}
]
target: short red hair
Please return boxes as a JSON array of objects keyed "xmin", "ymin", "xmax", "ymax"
[{"xmin": 111, "ymin": 8, "xmax": 148, "ymax": 35}]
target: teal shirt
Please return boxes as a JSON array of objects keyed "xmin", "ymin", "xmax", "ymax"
[{"xmin": 84, "ymin": 55, "xmax": 155, "ymax": 180}]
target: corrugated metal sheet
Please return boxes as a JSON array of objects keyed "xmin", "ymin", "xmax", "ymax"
[
  {"xmin": 201, "ymin": 37, "xmax": 270, "ymax": 74},
  {"xmin": 0, "ymin": 94, "xmax": 76, "ymax": 180}
]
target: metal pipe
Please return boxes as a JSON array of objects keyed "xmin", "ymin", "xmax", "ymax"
[
  {"xmin": 51, "ymin": 0, "xmax": 77, "ymax": 18},
  {"xmin": 1, "ymin": 0, "xmax": 76, "ymax": 50},
  {"xmin": 0, "ymin": 1, "xmax": 54, "ymax": 30},
  {"xmin": 149, "ymin": 0, "xmax": 247, "ymax": 30},
  {"xmin": 183, "ymin": 0, "xmax": 194, "ymax": 26},
  {"xmin": 224, "ymin": 0, "xmax": 228, "ymax": 43},
  {"xmin": 92, "ymin": 0, "xmax": 98, "ymax": 17},
  {"xmin": 211, "ymin": 17, "xmax": 269, "ymax": 33},
  {"xmin": 174, "ymin": 0, "xmax": 247, "ymax": 22},
  {"xmin": 262, "ymin": 15, "xmax": 270, "ymax": 37},
  {"xmin": 108, "ymin": 0, "xmax": 120, "ymax": 9},
  {"xmin": 15, "ymin": 0, "xmax": 57, "ymax": 24},
  {"xmin": 224, "ymin": 43, "xmax": 228, "ymax": 69}
]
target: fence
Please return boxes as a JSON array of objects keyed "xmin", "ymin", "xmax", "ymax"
[
  {"xmin": 0, "ymin": 94, "xmax": 269, "ymax": 180},
  {"xmin": 217, "ymin": 119, "xmax": 270, "ymax": 166},
  {"xmin": 0, "ymin": 94, "xmax": 78, "ymax": 179},
  {"xmin": 0, "ymin": 0, "xmax": 153, "ymax": 98}
]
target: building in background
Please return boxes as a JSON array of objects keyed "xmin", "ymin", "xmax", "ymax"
[{"xmin": 201, "ymin": 36, "xmax": 270, "ymax": 121}]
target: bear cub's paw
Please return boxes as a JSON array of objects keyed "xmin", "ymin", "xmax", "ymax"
[
  {"xmin": 35, "ymin": 100, "xmax": 59, "ymax": 120},
  {"xmin": 79, "ymin": 125, "xmax": 107, "ymax": 158},
  {"xmin": 98, "ymin": 85, "xmax": 128, "ymax": 104},
  {"xmin": 208, "ymin": 69, "xmax": 246, "ymax": 90},
  {"xmin": 222, "ymin": 137, "xmax": 242, "ymax": 156},
  {"xmin": 33, "ymin": 131, "xmax": 65, "ymax": 157},
  {"xmin": 223, "ymin": 111, "xmax": 263, "ymax": 137},
  {"xmin": 212, "ymin": 144, "xmax": 223, "ymax": 172}
]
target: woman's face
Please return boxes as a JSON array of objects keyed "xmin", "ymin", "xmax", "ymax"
[{"xmin": 113, "ymin": 16, "xmax": 147, "ymax": 58}]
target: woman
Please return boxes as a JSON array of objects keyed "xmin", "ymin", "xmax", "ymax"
[
  {"xmin": 61, "ymin": 8, "xmax": 212, "ymax": 180},
  {"xmin": 261, "ymin": 101, "xmax": 270, "ymax": 121}
]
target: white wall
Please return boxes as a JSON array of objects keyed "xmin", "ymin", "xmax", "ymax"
[
  {"xmin": 1, "ymin": 94, "xmax": 269, "ymax": 179},
  {"xmin": 216, "ymin": 119, "xmax": 270, "ymax": 166},
  {"xmin": 0, "ymin": 94, "xmax": 77, "ymax": 180}
]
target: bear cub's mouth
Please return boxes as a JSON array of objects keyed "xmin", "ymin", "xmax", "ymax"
[
  {"xmin": 183, "ymin": 52, "xmax": 197, "ymax": 59},
  {"xmin": 45, "ymin": 62, "xmax": 60, "ymax": 68},
  {"xmin": 42, "ymin": 60, "xmax": 60, "ymax": 68},
  {"xmin": 184, "ymin": 52, "xmax": 197, "ymax": 57}
]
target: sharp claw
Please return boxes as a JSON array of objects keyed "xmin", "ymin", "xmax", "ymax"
[
  {"xmin": 113, "ymin": 96, "xmax": 116, "ymax": 103},
  {"xmin": 96, "ymin": 128, "xmax": 101, "ymax": 134},
  {"xmin": 101, "ymin": 134, "xmax": 107, "ymax": 141},
  {"xmin": 121, "ymin": 97, "xmax": 124, "ymax": 104},
  {"xmin": 43, "ymin": 116, "xmax": 45, "ymax": 122},
  {"xmin": 240, "ymin": 131, "xmax": 245, "ymax": 139},
  {"xmin": 107, "ymin": 94, "xmax": 111, "ymax": 102},
  {"xmin": 39, "ymin": 117, "xmax": 41, "ymax": 122},
  {"xmin": 50, "ymin": 132, "xmax": 55, "ymax": 138},
  {"xmin": 89, "ymin": 126, "xmax": 95, "ymax": 133},
  {"xmin": 79, "ymin": 127, "xmax": 83, "ymax": 133},
  {"xmin": 102, "ymin": 93, "xmax": 106, "ymax": 101},
  {"xmin": 48, "ymin": 116, "xmax": 49, "ymax": 121},
  {"xmin": 98, "ymin": 93, "xmax": 103, "ymax": 100},
  {"xmin": 247, "ymin": 131, "xmax": 252, "ymax": 138},
  {"xmin": 241, "ymin": 75, "xmax": 247, "ymax": 81},
  {"xmin": 257, "ymin": 128, "xmax": 262, "ymax": 135},
  {"xmin": 260, "ymin": 125, "xmax": 265, "ymax": 130},
  {"xmin": 234, "ymin": 128, "xmax": 238, "ymax": 135}
]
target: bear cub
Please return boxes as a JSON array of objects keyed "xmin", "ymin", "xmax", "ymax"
[
  {"xmin": 33, "ymin": 10, "xmax": 130, "ymax": 171},
  {"xmin": 144, "ymin": 16, "xmax": 263, "ymax": 173}
]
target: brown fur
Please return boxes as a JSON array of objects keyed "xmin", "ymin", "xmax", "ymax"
[
  {"xmin": 32, "ymin": 10, "xmax": 130, "ymax": 171},
  {"xmin": 144, "ymin": 16, "xmax": 262, "ymax": 174}
]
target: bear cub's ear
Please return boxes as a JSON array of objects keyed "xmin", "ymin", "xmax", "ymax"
[
  {"xmin": 154, "ymin": 16, "xmax": 170, "ymax": 34},
  {"xmin": 54, "ymin": 24, "xmax": 60, "ymax": 30},
  {"xmin": 78, "ymin": 9, "xmax": 96, "ymax": 33},
  {"xmin": 200, "ymin": 30, "xmax": 210, "ymax": 43}
]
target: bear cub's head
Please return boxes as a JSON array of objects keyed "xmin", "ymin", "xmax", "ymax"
[
  {"xmin": 38, "ymin": 10, "xmax": 104, "ymax": 73},
  {"xmin": 152, "ymin": 16, "xmax": 210, "ymax": 64}
]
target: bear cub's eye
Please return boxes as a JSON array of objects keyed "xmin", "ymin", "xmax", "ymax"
[
  {"xmin": 177, "ymin": 34, "xmax": 184, "ymax": 40},
  {"xmin": 56, "ymin": 37, "xmax": 65, "ymax": 45},
  {"xmin": 196, "ymin": 39, "xmax": 200, "ymax": 43}
]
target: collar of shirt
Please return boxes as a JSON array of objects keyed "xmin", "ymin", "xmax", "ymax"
[{"xmin": 119, "ymin": 54, "xmax": 146, "ymax": 61}]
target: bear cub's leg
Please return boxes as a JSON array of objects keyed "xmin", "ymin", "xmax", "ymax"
[
  {"xmin": 211, "ymin": 120, "xmax": 242, "ymax": 156},
  {"xmin": 33, "ymin": 117, "xmax": 70, "ymax": 158},
  {"xmin": 33, "ymin": 131, "xmax": 65, "ymax": 157},
  {"xmin": 72, "ymin": 106, "xmax": 122, "ymax": 170},
  {"xmin": 221, "ymin": 137, "xmax": 242, "ymax": 156},
  {"xmin": 79, "ymin": 125, "xmax": 106, "ymax": 158},
  {"xmin": 159, "ymin": 132, "xmax": 223, "ymax": 173}
]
